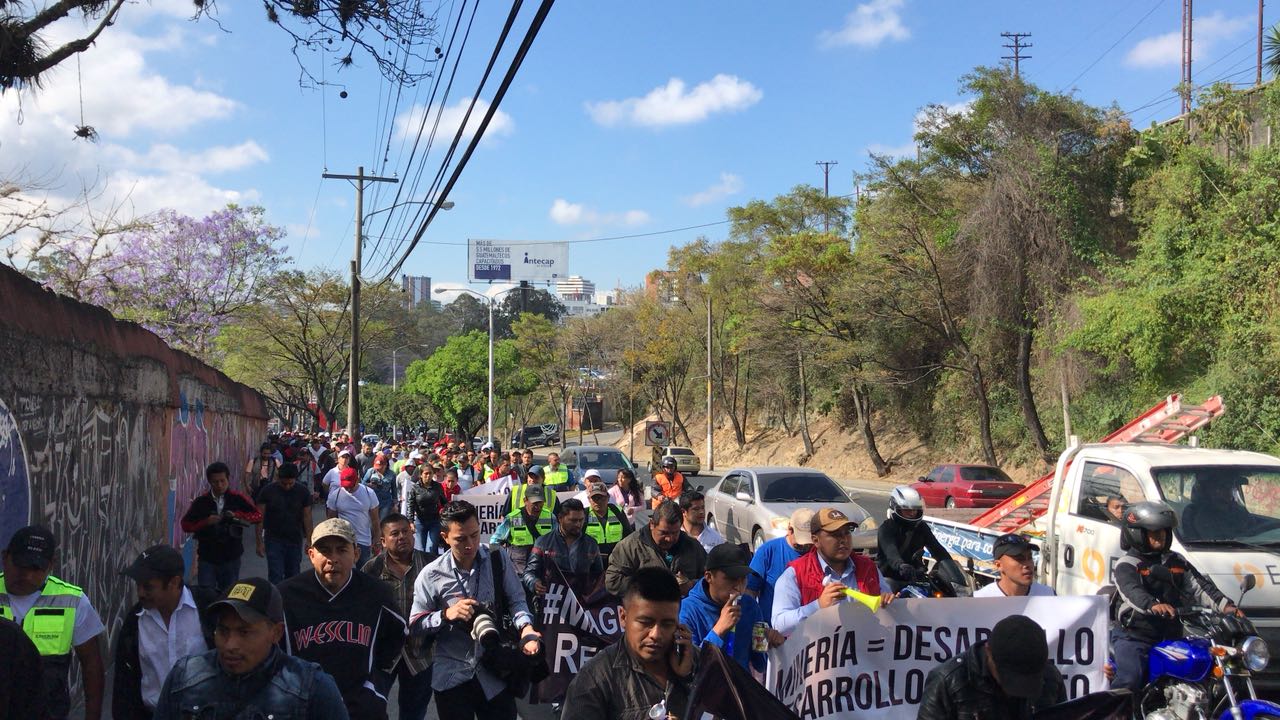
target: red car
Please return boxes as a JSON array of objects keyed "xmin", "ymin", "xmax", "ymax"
[{"xmin": 911, "ymin": 464, "xmax": 1023, "ymax": 509}]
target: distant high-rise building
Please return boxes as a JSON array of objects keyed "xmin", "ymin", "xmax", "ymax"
[
  {"xmin": 401, "ymin": 275, "xmax": 432, "ymax": 309},
  {"xmin": 555, "ymin": 275, "xmax": 596, "ymax": 302}
]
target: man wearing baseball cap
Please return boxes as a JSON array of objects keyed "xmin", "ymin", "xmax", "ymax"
[
  {"xmin": 493, "ymin": 483, "xmax": 556, "ymax": 576},
  {"xmin": 679, "ymin": 543, "xmax": 785, "ymax": 671},
  {"xmin": 973, "ymin": 534, "xmax": 1057, "ymax": 598},
  {"xmin": 112, "ymin": 545, "xmax": 213, "ymax": 719},
  {"xmin": 746, "ymin": 508, "xmax": 815, "ymax": 623},
  {"xmin": 772, "ymin": 508, "xmax": 894, "ymax": 634},
  {"xmin": 583, "ymin": 480, "xmax": 633, "ymax": 568},
  {"xmin": 153, "ymin": 577, "xmax": 347, "ymax": 719},
  {"xmin": 280, "ymin": 518, "xmax": 406, "ymax": 720},
  {"xmin": 1, "ymin": 525, "xmax": 106, "ymax": 720},
  {"xmin": 918, "ymin": 614, "xmax": 1066, "ymax": 719}
]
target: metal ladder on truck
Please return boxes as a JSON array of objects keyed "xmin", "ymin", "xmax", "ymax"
[{"xmin": 968, "ymin": 394, "xmax": 1226, "ymax": 535}]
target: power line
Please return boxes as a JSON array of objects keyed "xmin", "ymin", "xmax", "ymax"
[{"xmin": 1058, "ymin": 0, "xmax": 1166, "ymax": 92}]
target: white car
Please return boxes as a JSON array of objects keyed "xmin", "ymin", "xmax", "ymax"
[{"xmin": 705, "ymin": 467, "xmax": 874, "ymax": 550}]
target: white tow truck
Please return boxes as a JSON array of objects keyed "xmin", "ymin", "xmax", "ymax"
[{"xmin": 923, "ymin": 395, "xmax": 1280, "ymax": 689}]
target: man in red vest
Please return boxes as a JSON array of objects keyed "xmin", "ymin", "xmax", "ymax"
[{"xmin": 771, "ymin": 507, "xmax": 895, "ymax": 635}]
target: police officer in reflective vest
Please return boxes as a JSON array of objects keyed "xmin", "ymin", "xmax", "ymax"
[
  {"xmin": 495, "ymin": 484, "xmax": 556, "ymax": 576},
  {"xmin": 1, "ymin": 525, "xmax": 106, "ymax": 719},
  {"xmin": 584, "ymin": 482, "xmax": 633, "ymax": 569},
  {"xmin": 503, "ymin": 465, "xmax": 562, "ymax": 517},
  {"xmin": 543, "ymin": 452, "xmax": 578, "ymax": 492}
]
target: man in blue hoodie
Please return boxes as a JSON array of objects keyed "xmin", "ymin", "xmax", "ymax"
[{"xmin": 679, "ymin": 543, "xmax": 785, "ymax": 671}]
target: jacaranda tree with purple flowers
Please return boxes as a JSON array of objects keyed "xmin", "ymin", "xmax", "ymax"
[{"xmin": 40, "ymin": 204, "xmax": 287, "ymax": 361}]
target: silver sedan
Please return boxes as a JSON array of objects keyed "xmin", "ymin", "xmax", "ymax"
[{"xmin": 704, "ymin": 467, "xmax": 875, "ymax": 550}]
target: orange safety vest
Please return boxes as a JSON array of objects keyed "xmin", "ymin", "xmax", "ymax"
[{"xmin": 651, "ymin": 470, "xmax": 685, "ymax": 508}]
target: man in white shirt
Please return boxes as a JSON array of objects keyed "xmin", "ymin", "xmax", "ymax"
[
  {"xmin": 322, "ymin": 449, "xmax": 356, "ymax": 493},
  {"xmin": 679, "ymin": 490, "xmax": 725, "ymax": 552},
  {"xmin": 327, "ymin": 466, "xmax": 382, "ymax": 567},
  {"xmin": 974, "ymin": 533, "xmax": 1057, "ymax": 598},
  {"xmin": 112, "ymin": 544, "xmax": 211, "ymax": 718}
]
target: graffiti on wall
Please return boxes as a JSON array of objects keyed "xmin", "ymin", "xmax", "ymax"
[
  {"xmin": 9, "ymin": 393, "xmax": 160, "ymax": 643},
  {"xmin": 0, "ymin": 396, "xmax": 31, "ymax": 550},
  {"xmin": 168, "ymin": 388, "xmax": 261, "ymax": 547}
]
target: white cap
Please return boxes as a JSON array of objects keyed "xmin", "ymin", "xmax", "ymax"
[
  {"xmin": 789, "ymin": 508, "xmax": 815, "ymax": 545},
  {"xmin": 583, "ymin": 468, "xmax": 602, "ymax": 480}
]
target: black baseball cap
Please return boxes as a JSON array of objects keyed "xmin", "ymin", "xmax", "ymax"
[
  {"xmin": 988, "ymin": 615, "xmax": 1049, "ymax": 698},
  {"xmin": 207, "ymin": 577, "xmax": 284, "ymax": 625},
  {"xmin": 992, "ymin": 533, "xmax": 1033, "ymax": 560},
  {"xmin": 122, "ymin": 544, "xmax": 185, "ymax": 582},
  {"xmin": 525, "ymin": 484, "xmax": 547, "ymax": 503},
  {"xmin": 706, "ymin": 543, "xmax": 754, "ymax": 579},
  {"xmin": 5, "ymin": 525, "xmax": 56, "ymax": 569}
]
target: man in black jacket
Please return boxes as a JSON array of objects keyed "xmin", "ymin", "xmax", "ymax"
[
  {"xmin": 180, "ymin": 462, "xmax": 262, "ymax": 593},
  {"xmin": 406, "ymin": 463, "xmax": 447, "ymax": 554},
  {"xmin": 0, "ymin": 616, "xmax": 44, "ymax": 720},
  {"xmin": 918, "ymin": 614, "xmax": 1066, "ymax": 720},
  {"xmin": 876, "ymin": 486, "xmax": 952, "ymax": 591},
  {"xmin": 112, "ymin": 545, "xmax": 215, "ymax": 720},
  {"xmin": 280, "ymin": 518, "xmax": 407, "ymax": 720}
]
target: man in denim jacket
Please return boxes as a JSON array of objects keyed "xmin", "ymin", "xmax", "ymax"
[{"xmin": 153, "ymin": 577, "xmax": 348, "ymax": 720}]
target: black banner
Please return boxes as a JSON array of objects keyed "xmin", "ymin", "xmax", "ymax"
[
  {"xmin": 530, "ymin": 563, "xmax": 623, "ymax": 704},
  {"xmin": 686, "ymin": 643, "xmax": 802, "ymax": 720}
]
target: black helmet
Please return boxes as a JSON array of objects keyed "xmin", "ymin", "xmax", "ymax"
[
  {"xmin": 1119, "ymin": 501, "xmax": 1177, "ymax": 553},
  {"xmin": 662, "ymin": 456, "xmax": 677, "ymax": 468}
]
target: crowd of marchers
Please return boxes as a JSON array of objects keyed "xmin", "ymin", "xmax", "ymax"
[{"xmin": 0, "ymin": 430, "xmax": 1242, "ymax": 720}]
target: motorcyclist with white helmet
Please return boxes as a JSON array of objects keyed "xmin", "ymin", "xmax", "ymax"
[{"xmin": 877, "ymin": 486, "xmax": 954, "ymax": 592}]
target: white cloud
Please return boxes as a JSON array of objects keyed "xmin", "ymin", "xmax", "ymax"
[
  {"xmin": 585, "ymin": 74, "xmax": 762, "ymax": 128},
  {"xmin": 394, "ymin": 98, "xmax": 515, "ymax": 143},
  {"xmin": 682, "ymin": 172, "xmax": 744, "ymax": 207},
  {"xmin": 819, "ymin": 0, "xmax": 910, "ymax": 49},
  {"xmin": 549, "ymin": 199, "xmax": 650, "ymax": 227},
  {"xmin": 865, "ymin": 100, "xmax": 972, "ymax": 161},
  {"xmin": 0, "ymin": 17, "xmax": 261, "ymax": 242},
  {"xmin": 105, "ymin": 141, "xmax": 270, "ymax": 175},
  {"xmin": 1125, "ymin": 12, "xmax": 1251, "ymax": 68}
]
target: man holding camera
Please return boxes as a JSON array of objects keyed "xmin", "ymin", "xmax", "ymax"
[
  {"xmin": 280, "ymin": 518, "xmax": 406, "ymax": 720},
  {"xmin": 410, "ymin": 501, "xmax": 543, "ymax": 720},
  {"xmin": 180, "ymin": 461, "xmax": 262, "ymax": 594}
]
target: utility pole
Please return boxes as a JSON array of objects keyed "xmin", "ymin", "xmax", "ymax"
[
  {"xmin": 1259, "ymin": 0, "xmax": 1266, "ymax": 87},
  {"xmin": 815, "ymin": 161, "xmax": 837, "ymax": 232},
  {"xmin": 1001, "ymin": 32, "xmax": 1032, "ymax": 79},
  {"xmin": 323, "ymin": 166, "xmax": 398, "ymax": 438},
  {"xmin": 705, "ymin": 291, "xmax": 714, "ymax": 472},
  {"xmin": 1182, "ymin": 0, "xmax": 1194, "ymax": 116}
]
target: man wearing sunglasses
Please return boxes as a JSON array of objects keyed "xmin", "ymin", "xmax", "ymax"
[{"xmin": 974, "ymin": 534, "xmax": 1056, "ymax": 598}]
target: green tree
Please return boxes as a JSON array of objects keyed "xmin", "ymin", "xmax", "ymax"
[{"xmin": 403, "ymin": 331, "xmax": 520, "ymax": 442}]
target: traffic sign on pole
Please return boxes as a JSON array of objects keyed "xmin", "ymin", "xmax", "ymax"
[{"xmin": 644, "ymin": 421, "xmax": 672, "ymax": 447}]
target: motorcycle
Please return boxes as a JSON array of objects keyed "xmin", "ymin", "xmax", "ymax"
[
  {"xmin": 1137, "ymin": 576, "xmax": 1280, "ymax": 720},
  {"xmin": 896, "ymin": 557, "xmax": 973, "ymax": 599}
]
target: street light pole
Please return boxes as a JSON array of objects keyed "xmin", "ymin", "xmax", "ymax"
[{"xmin": 436, "ymin": 286, "xmax": 520, "ymax": 448}]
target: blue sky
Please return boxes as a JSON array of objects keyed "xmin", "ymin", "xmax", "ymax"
[{"xmin": 1, "ymin": 0, "xmax": 1270, "ymax": 301}]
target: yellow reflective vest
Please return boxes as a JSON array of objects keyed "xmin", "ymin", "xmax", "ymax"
[
  {"xmin": 585, "ymin": 507, "xmax": 625, "ymax": 545},
  {"xmin": 0, "ymin": 574, "xmax": 82, "ymax": 717},
  {"xmin": 543, "ymin": 467, "xmax": 571, "ymax": 489},
  {"xmin": 507, "ymin": 506, "xmax": 554, "ymax": 547}
]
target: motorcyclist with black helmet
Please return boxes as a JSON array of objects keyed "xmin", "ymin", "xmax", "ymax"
[
  {"xmin": 876, "ymin": 486, "xmax": 954, "ymax": 592},
  {"xmin": 1110, "ymin": 500, "xmax": 1242, "ymax": 691}
]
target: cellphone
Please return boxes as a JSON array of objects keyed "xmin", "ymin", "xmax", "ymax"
[{"xmin": 730, "ymin": 594, "xmax": 742, "ymax": 607}]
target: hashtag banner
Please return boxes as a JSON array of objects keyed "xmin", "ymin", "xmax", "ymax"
[{"xmin": 529, "ymin": 563, "xmax": 624, "ymax": 704}]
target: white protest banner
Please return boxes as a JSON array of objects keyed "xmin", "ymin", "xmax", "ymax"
[
  {"xmin": 765, "ymin": 596, "xmax": 1108, "ymax": 720},
  {"xmin": 448, "ymin": 490, "xmax": 579, "ymax": 543}
]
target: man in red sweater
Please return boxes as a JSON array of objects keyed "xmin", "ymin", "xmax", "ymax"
[{"xmin": 180, "ymin": 461, "xmax": 261, "ymax": 594}]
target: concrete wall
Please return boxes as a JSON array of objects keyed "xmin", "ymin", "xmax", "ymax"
[{"xmin": 0, "ymin": 263, "xmax": 267, "ymax": 645}]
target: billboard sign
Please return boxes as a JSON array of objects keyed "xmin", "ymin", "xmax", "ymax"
[{"xmin": 468, "ymin": 239, "xmax": 568, "ymax": 283}]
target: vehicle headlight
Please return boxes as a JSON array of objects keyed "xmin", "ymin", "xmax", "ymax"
[
  {"xmin": 770, "ymin": 516, "xmax": 791, "ymax": 532},
  {"xmin": 859, "ymin": 517, "xmax": 878, "ymax": 532},
  {"xmin": 1243, "ymin": 636, "xmax": 1270, "ymax": 672}
]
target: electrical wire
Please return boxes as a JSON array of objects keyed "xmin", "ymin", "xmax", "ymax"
[{"xmin": 1058, "ymin": 0, "xmax": 1167, "ymax": 93}]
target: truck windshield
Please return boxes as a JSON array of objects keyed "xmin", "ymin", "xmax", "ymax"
[{"xmin": 1153, "ymin": 465, "xmax": 1280, "ymax": 546}]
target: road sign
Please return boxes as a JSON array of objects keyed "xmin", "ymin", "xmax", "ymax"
[
  {"xmin": 644, "ymin": 421, "xmax": 671, "ymax": 447},
  {"xmin": 468, "ymin": 239, "xmax": 568, "ymax": 282}
]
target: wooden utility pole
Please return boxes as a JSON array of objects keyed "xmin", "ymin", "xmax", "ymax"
[
  {"xmin": 323, "ymin": 166, "xmax": 398, "ymax": 436},
  {"xmin": 815, "ymin": 161, "xmax": 837, "ymax": 232},
  {"xmin": 1001, "ymin": 32, "xmax": 1032, "ymax": 78},
  {"xmin": 1182, "ymin": 0, "xmax": 1194, "ymax": 116},
  {"xmin": 1259, "ymin": 0, "xmax": 1266, "ymax": 87}
]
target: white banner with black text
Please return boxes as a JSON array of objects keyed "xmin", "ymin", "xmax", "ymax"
[{"xmin": 765, "ymin": 595, "xmax": 1109, "ymax": 720}]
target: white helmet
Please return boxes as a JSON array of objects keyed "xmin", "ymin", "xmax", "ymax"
[{"xmin": 889, "ymin": 486, "xmax": 925, "ymax": 523}]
